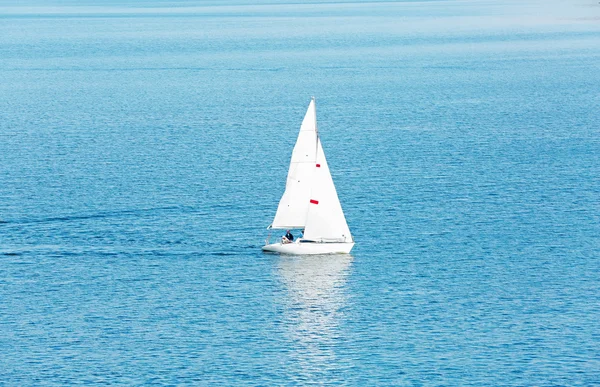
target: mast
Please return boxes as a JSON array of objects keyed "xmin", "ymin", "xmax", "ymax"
[{"xmin": 313, "ymin": 96, "xmax": 319, "ymax": 156}]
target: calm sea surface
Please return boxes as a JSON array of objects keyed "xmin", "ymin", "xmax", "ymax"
[{"xmin": 1, "ymin": 0, "xmax": 599, "ymax": 385}]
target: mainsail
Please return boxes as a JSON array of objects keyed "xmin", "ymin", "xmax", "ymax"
[
  {"xmin": 271, "ymin": 99, "xmax": 318, "ymax": 228},
  {"xmin": 270, "ymin": 98, "xmax": 352, "ymax": 243}
]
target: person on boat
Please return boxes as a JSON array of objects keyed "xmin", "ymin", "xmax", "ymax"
[{"xmin": 283, "ymin": 230, "xmax": 294, "ymax": 243}]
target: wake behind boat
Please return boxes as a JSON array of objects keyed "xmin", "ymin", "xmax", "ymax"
[{"xmin": 262, "ymin": 98, "xmax": 354, "ymax": 255}]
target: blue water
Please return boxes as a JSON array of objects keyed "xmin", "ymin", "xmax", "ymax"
[{"xmin": 1, "ymin": 0, "xmax": 599, "ymax": 385}]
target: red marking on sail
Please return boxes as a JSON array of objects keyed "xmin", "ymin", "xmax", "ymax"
[
  {"xmin": 316, "ymin": 164, "xmax": 321, "ymax": 168},
  {"xmin": 310, "ymin": 199, "xmax": 319, "ymax": 205}
]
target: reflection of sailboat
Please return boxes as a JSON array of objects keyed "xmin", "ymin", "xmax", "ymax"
[
  {"xmin": 277, "ymin": 254, "xmax": 353, "ymax": 378},
  {"xmin": 263, "ymin": 98, "xmax": 354, "ymax": 254}
]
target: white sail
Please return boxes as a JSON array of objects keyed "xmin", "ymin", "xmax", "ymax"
[
  {"xmin": 303, "ymin": 139, "xmax": 352, "ymax": 242},
  {"xmin": 271, "ymin": 99, "xmax": 318, "ymax": 229},
  {"xmin": 264, "ymin": 98, "xmax": 354, "ymax": 254}
]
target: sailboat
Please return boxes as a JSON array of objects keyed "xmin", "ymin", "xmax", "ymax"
[{"xmin": 262, "ymin": 98, "xmax": 354, "ymax": 254}]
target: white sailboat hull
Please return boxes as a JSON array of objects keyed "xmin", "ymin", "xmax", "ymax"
[{"xmin": 262, "ymin": 241, "xmax": 354, "ymax": 255}]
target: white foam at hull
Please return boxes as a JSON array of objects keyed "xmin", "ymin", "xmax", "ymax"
[{"xmin": 262, "ymin": 241, "xmax": 354, "ymax": 255}]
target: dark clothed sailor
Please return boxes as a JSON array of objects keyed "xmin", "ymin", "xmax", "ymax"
[{"xmin": 285, "ymin": 230, "xmax": 294, "ymax": 242}]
